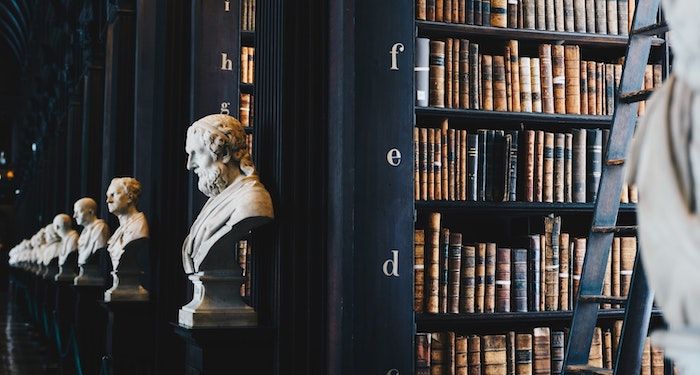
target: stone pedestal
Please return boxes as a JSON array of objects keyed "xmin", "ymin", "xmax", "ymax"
[
  {"xmin": 55, "ymin": 251, "xmax": 79, "ymax": 282},
  {"xmin": 54, "ymin": 281, "xmax": 77, "ymax": 374},
  {"xmin": 101, "ymin": 301, "xmax": 154, "ymax": 375},
  {"xmin": 73, "ymin": 285, "xmax": 107, "ymax": 375},
  {"xmin": 74, "ymin": 248, "xmax": 107, "ymax": 286},
  {"xmin": 104, "ymin": 239, "xmax": 150, "ymax": 302},
  {"xmin": 173, "ymin": 324, "xmax": 275, "ymax": 375}
]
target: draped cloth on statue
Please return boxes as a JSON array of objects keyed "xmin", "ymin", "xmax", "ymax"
[
  {"xmin": 628, "ymin": 74, "xmax": 700, "ymax": 372},
  {"xmin": 107, "ymin": 212, "xmax": 149, "ymax": 270},
  {"xmin": 77, "ymin": 219, "xmax": 110, "ymax": 265},
  {"xmin": 57, "ymin": 231, "xmax": 79, "ymax": 265}
]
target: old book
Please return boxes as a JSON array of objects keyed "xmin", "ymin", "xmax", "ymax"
[
  {"xmin": 421, "ymin": 128, "xmax": 429, "ymax": 200},
  {"xmin": 651, "ymin": 345, "xmax": 664, "ymax": 375},
  {"xmin": 580, "ymin": 60, "xmax": 588, "ymax": 114},
  {"xmin": 539, "ymin": 44, "xmax": 554, "ymax": 113},
  {"xmin": 564, "ymin": 133, "xmax": 573, "ymax": 202},
  {"xmin": 586, "ymin": 129, "xmax": 602, "ymax": 202},
  {"xmin": 467, "ymin": 0, "xmax": 475, "ymax": 23},
  {"xmin": 459, "ymin": 0, "xmax": 466, "ymax": 22},
  {"xmin": 475, "ymin": 0, "xmax": 483, "ymax": 24},
  {"xmin": 543, "ymin": 132, "xmax": 554, "ymax": 203},
  {"xmin": 475, "ymin": 242, "xmax": 487, "ymax": 312},
  {"xmin": 416, "ymin": 333, "xmax": 431, "ymax": 375},
  {"xmin": 485, "ymin": 243, "xmax": 497, "ymax": 312},
  {"xmin": 468, "ymin": 335, "xmax": 482, "ymax": 375},
  {"xmin": 535, "ymin": 0, "xmax": 546, "ymax": 29},
  {"xmin": 445, "ymin": 0, "xmax": 453, "ymax": 22},
  {"xmin": 519, "ymin": 57, "xmax": 533, "ymax": 112},
  {"xmin": 641, "ymin": 338, "xmax": 651, "ymax": 375},
  {"xmin": 574, "ymin": 0, "xmax": 586, "ymax": 31},
  {"xmin": 528, "ymin": 235, "xmax": 542, "ymax": 311},
  {"xmin": 496, "ymin": 247, "xmax": 512, "ymax": 312},
  {"xmin": 507, "ymin": 130, "xmax": 519, "ymax": 201},
  {"xmin": 572, "ymin": 238, "xmax": 586, "ymax": 304},
  {"xmin": 617, "ymin": 0, "xmax": 628, "ymax": 35},
  {"xmin": 477, "ymin": 130, "xmax": 487, "ymax": 201},
  {"xmin": 530, "ymin": 58, "xmax": 542, "ymax": 112},
  {"xmin": 428, "ymin": 0, "xmax": 437, "ymax": 19},
  {"xmin": 437, "ymin": 0, "xmax": 445, "ymax": 20},
  {"xmin": 606, "ymin": 0, "xmax": 618, "ymax": 34},
  {"xmin": 611, "ymin": 237, "xmax": 621, "ymax": 307},
  {"xmin": 629, "ymin": 184, "xmax": 638, "ymax": 203},
  {"xmin": 449, "ymin": 129, "xmax": 457, "ymax": 200},
  {"xmin": 627, "ymin": 0, "xmax": 634, "ymax": 33},
  {"xmin": 602, "ymin": 240, "xmax": 611, "ymax": 309},
  {"xmin": 415, "ymin": 230, "xmax": 426, "ymax": 312},
  {"xmin": 505, "ymin": 47, "xmax": 513, "ymax": 111},
  {"xmin": 418, "ymin": 0, "xmax": 428, "ymax": 19},
  {"xmin": 539, "ymin": 235, "xmax": 546, "ymax": 311},
  {"xmin": 523, "ymin": 0, "xmax": 536, "ymax": 28},
  {"xmin": 589, "ymin": 327, "xmax": 603, "ymax": 367},
  {"xmin": 461, "ymin": 130, "xmax": 468, "ymax": 200},
  {"xmin": 428, "ymin": 129, "xmax": 435, "ymax": 200},
  {"xmin": 516, "ymin": 334, "xmax": 533, "ymax": 375},
  {"xmin": 564, "ymin": 0, "xmax": 575, "ymax": 31},
  {"xmin": 430, "ymin": 41, "xmax": 446, "ymax": 108},
  {"xmin": 587, "ymin": 61, "xmax": 597, "ymax": 114},
  {"xmin": 552, "ymin": 45, "xmax": 566, "ymax": 114},
  {"xmin": 482, "ymin": 55, "xmax": 494, "ymax": 110},
  {"xmin": 448, "ymin": 233, "xmax": 463, "ymax": 313},
  {"xmin": 468, "ymin": 134, "xmax": 478, "ymax": 201},
  {"xmin": 240, "ymin": 93, "xmax": 251, "ymax": 126},
  {"xmin": 545, "ymin": 0, "xmax": 555, "ymax": 30},
  {"xmin": 415, "ymin": 128, "xmax": 421, "ymax": 200},
  {"xmin": 572, "ymin": 129, "xmax": 587, "ymax": 203},
  {"xmin": 431, "ymin": 332, "xmax": 447, "ymax": 374},
  {"xmin": 426, "ymin": 213, "xmax": 441, "ymax": 313},
  {"xmin": 442, "ymin": 120, "xmax": 449, "ymax": 200},
  {"xmin": 620, "ymin": 236, "xmax": 636, "ymax": 297},
  {"xmin": 524, "ymin": 130, "xmax": 536, "ymax": 202},
  {"xmin": 241, "ymin": 47, "xmax": 250, "ymax": 84},
  {"xmin": 512, "ymin": 248, "xmax": 528, "ymax": 312},
  {"xmin": 554, "ymin": 133, "xmax": 565, "ymax": 202},
  {"xmin": 564, "ymin": 46, "xmax": 581, "ymax": 114},
  {"xmin": 436, "ymin": 128, "xmax": 443, "ymax": 200},
  {"xmin": 653, "ymin": 64, "xmax": 663, "ymax": 88},
  {"xmin": 470, "ymin": 43, "xmax": 480, "ymax": 109},
  {"xmin": 551, "ymin": 331, "xmax": 564, "ymax": 374},
  {"xmin": 456, "ymin": 336, "xmax": 468, "ymax": 375},
  {"xmin": 605, "ymin": 64, "xmax": 614, "ymax": 115},
  {"xmin": 483, "ymin": 0, "xmax": 492, "ymax": 25},
  {"xmin": 497, "ymin": 131, "xmax": 510, "ymax": 201},
  {"xmin": 507, "ymin": 332, "xmax": 515, "ymax": 375},
  {"xmin": 417, "ymin": 38, "xmax": 430, "ymax": 107},
  {"xmin": 483, "ymin": 335, "xmax": 507, "ymax": 375},
  {"xmin": 585, "ymin": 0, "xmax": 595, "ymax": 32},
  {"xmin": 494, "ymin": 56, "xmax": 508, "ymax": 111},
  {"xmin": 485, "ymin": 130, "xmax": 496, "ymax": 201},
  {"xmin": 596, "ymin": 62, "xmax": 604, "ymax": 115},
  {"xmin": 461, "ymin": 245, "xmax": 476, "ymax": 312},
  {"xmin": 559, "ymin": 233, "xmax": 570, "ymax": 309},
  {"xmin": 508, "ymin": 0, "xmax": 518, "ymax": 27},
  {"xmin": 612, "ymin": 320, "xmax": 623, "ymax": 357},
  {"xmin": 603, "ymin": 329, "xmax": 613, "ymax": 368},
  {"xmin": 454, "ymin": 42, "xmax": 461, "ymax": 109},
  {"xmin": 534, "ymin": 130, "xmax": 545, "ymax": 201},
  {"xmin": 439, "ymin": 228, "xmax": 450, "ymax": 313},
  {"xmin": 595, "ymin": 0, "xmax": 607, "ymax": 33},
  {"xmin": 555, "ymin": 0, "xmax": 565, "ymax": 30},
  {"xmin": 460, "ymin": 40, "xmax": 470, "ymax": 109},
  {"xmin": 533, "ymin": 328, "xmax": 551, "ymax": 375},
  {"xmin": 446, "ymin": 39, "xmax": 453, "ymax": 108},
  {"xmin": 492, "ymin": 0, "xmax": 508, "ymax": 26},
  {"xmin": 509, "ymin": 40, "xmax": 522, "ymax": 112},
  {"xmin": 544, "ymin": 215, "xmax": 561, "ymax": 310}
]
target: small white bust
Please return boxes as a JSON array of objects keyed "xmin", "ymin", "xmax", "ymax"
[
  {"xmin": 74, "ymin": 197, "xmax": 111, "ymax": 265},
  {"xmin": 41, "ymin": 224, "xmax": 61, "ymax": 266},
  {"xmin": 54, "ymin": 214, "xmax": 79, "ymax": 266},
  {"xmin": 106, "ymin": 177, "xmax": 149, "ymax": 269}
]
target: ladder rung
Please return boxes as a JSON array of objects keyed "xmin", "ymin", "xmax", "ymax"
[
  {"xmin": 566, "ymin": 365, "xmax": 614, "ymax": 375},
  {"xmin": 631, "ymin": 22, "xmax": 669, "ymax": 36},
  {"xmin": 591, "ymin": 225, "xmax": 637, "ymax": 234},
  {"xmin": 619, "ymin": 88, "xmax": 655, "ymax": 103},
  {"xmin": 606, "ymin": 158, "xmax": 625, "ymax": 166},
  {"xmin": 578, "ymin": 295, "xmax": 628, "ymax": 305}
]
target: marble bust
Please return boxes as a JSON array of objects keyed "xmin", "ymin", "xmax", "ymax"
[
  {"xmin": 41, "ymin": 224, "xmax": 62, "ymax": 279},
  {"xmin": 73, "ymin": 197, "xmax": 111, "ymax": 286},
  {"xmin": 54, "ymin": 214, "xmax": 80, "ymax": 282},
  {"xmin": 179, "ymin": 114, "xmax": 274, "ymax": 327},
  {"xmin": 104, "ymin": 177, "xmax": 150, "ymax": 301}
]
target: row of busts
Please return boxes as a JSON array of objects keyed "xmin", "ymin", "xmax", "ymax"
[{"xmin": 8, "ymin": 177, "xmax": 149, "ymax": 302}]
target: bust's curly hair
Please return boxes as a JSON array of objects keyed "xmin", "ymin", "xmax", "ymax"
[
  {"xmin": 110, "ymin": 177, "xmax": 142, "ymax": 205},
  {"xmin": 186, "ymin": 114, "xmax": 255, "ymax": 176}
]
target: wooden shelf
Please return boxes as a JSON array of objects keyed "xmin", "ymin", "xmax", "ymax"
[
  {"xmin": 415, "ymin": 201, "xmax": 636, "ymax": 214},
  {"xmin": 416, "ymin": 107, "xmax": 613, "ymax": 127},
  {"xmin": 240, "ymin": 83, "xmax": 255, "ymax": 94},
  {"xmin": 416, "ymin": 21, "xmax": 665, "ymax": 48},
  {"xmin": 241, "ymin": 30, "xmax": 255, "ymax": 45}
]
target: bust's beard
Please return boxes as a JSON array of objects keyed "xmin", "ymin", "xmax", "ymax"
[{"xmin": 197, "ymin": 163, "xmax": 230, "ymax": 197}]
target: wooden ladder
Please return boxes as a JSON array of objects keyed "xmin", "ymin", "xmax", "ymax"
[{"xmin": 563, "ymin": 1, "xmax": 667, "ymax": 374}]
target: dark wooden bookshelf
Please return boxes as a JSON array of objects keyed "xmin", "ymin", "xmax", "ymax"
[
  {"xmin": 241, "ymin": 30, "xmax": 255, "ymax": 45},
  {"xmin": 416, "ymin": 21, "xmax": 665, "ymax": 48},
  {"xmin": 415, "ymin": 201, "xmax": 637, "ymax": 214},
  {"xmin": 416, "ymin": 107, "xmax": 613, "ymax": 127},
  {"xmin": 240, "ymin": 83, "xmax": 254, "ymax": 94}
]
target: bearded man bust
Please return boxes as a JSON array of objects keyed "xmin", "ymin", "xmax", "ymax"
[{"xmin": 179, "ymin": 114, "xmax": 273, "ymax": 328}]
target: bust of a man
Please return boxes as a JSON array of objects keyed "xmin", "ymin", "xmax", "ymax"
[
  {"xmin": 74, "ymin": 197, "xmax": 111, "ymax": 265},
  {"xmin": 106, "ymin": 177, "xmax": 149, "ymax": 270},
  {"xmin": 54, "ymin": 214, "xmax": 79, "ymax": 266},
  {"xmin": 42, "ymin": 224, "xmax": 61, "ymax": 266},
  {"xmin": 182, "ymin": 114, "xmax": 274, "ymax": 274}
]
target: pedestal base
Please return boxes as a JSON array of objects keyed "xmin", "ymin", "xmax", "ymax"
[
  {"xmin": 178, "ymin": 271, "xmax": 256, "ymax": 328},
  {"xmin": 54, "ymin": 282, "xmax": 77, "ymax": 374},
  {"xmin": 104, "ymin": 270, "xmax": 149, "ymax": 302},
  {"xmin": 101, "ymin": 300, "xmax": 154, "ymax": 375},
  {"xmin": 73, "ymin": 285, "xmax": 107, "ymax": 375},
  {"xmin": 74, "ymin": 264, "xmax": 105, "ymax": 286}
]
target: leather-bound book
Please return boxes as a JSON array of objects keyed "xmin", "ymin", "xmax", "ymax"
[
  {"xmin": 587, "ymin": 61, "xmax": 597, "ymax": 115},
  {"xmin": 536, "ymin": 0, "xmax": 546, "ymax": 29},
  {"xmin": 446, "ymin": 333, "xmax": 456, "ymax": 374},
  {"xmin": 444, "ymin": 0, "xmax": 453, "ymax": 22},
  {"xmin": 459, "ymin": 0, "xmax": 466, "ymax": 22},
  {"xmin": 461, "ymin": 245, "xmax": 476, "ymax": 312},
  {"xmin": 467, "ymin": 0, "xmax": 475, "ymax": 23},
  {"xmin": 564, "ymin": 133, "xmax": 573, "ymax": 202},
  {"xmin": 551, "ymin": 331, "xmax": 565, "ymax": 374},
  {"xmin": 516, "ymin": 334, "xmax": 533, "ymax": 375},
  {"xmin": 449, "ymin": 129, "xmax": 457, "ymax": 200},
  {"xmin": 539, "ymin": 44, "xmax": 554, "ymax": 113},
  {"xmin": 435, "ymin": 127, "xmax": 443, "ymax": 200},
  {"xmin": 564, "ymin": 0, "xmax": 575, "ymax": 31},
  {"xmin": 468, "ymin": 335, "xmax": 482, "ymax": 375},
  {"xmin": 505, "ymin": 47, "xmax": 513, "ymax": 111},
  {"xmin": 620, "ymin": 236, "xmax": 636, "ymax": 297},
  {"xmin": 428, "ymin": 129, "xmax": 435, "ymax": 200},
  {"xmin": 653, "ymin": 64, "xmax": 662, "ymax": 88},
  {"xmin": 595, "ymin": 0, "xmax": 607, "ymax": 33},
  {"xmin": 417, "ymin": 38, "xmax": 431, "ymax": 107},
  {"xmin": 415, "ymin": 230, "xmax": 426, "ymax": 312},
  {"xmin": 475, "ymin": 243, "xmax": 487, "ymax": 312},
  {"xmin": 602, "ymin": 240, "xmax": 611, "ymax": 309},
  {"xmin": 437, "ymin": 0, "xmax": 445, "ymax": 20},
  {"xmin": 524, "ymin": 0, "xmax": 536, "ymax": 28},
  {"xmin": 461, "ymin": 130, "xmax": 468, "ymax": 200},
  {"xmin": 475, "ymin": 0, "xmax": 483, "ymax": 24},
  {"xmin": 554, "ymin": 133, "xmax": 565, "ymax": 202},
  {"xmin": 485, "ymin": 130, "xmax": 496, "ymax": 201},
  {"xmin": 428, "ymin": 0, "xmax": 437, "ymax": 20},
  {"xmin": 496, "ymin": 247, "xmax": 512, "ymax": 312},
  {"xmin": 241, "ymin": 47, "xmax": 250, "ymax": 84},
  {"xmin": 531, "ymin": 58, "xmax": 542, "ymax": 112},
  {"xmin": 478, "ymin": 130, "xmax": 488, "ymax": 201},
  {"xmin": 606, "ymin": 0, "xmax": 618, "ymax": 35},
  {"xmin": 416, "ymin": 333, "xmax": 431, "ymax": 375},
  {"xmin": 512, "ymin": 248, "xmax": 528, "ymax": 312},
  {"xmin": 543, "ymin": 132, "xmax": 555, "ymax": 203},
  {"xmin": 460, "ymin": 40, "xmax": 470, "ymax": 109},
  {"xmin": 482, "ymin": 55, "xmax": 494, "ymax": 110},
  {"xmin": 430, "ymin": 41, "xmax": 446, "ymax": 108},
  {"xmin": 551, "ymin": 45, "xmax": 566, "ymax": 114},
  {"xmin": 617, "ymin": 0, "xmax": 628, "ymax": 35},
  {"xmin": 240, "ymin": 93, "xmax": 251, "ymax": 126},
  {"xmin": 596, "ymin": 62, "xmax": 604, "ymax": 115},
  {"xmin": 605, "ymin": 63, "xmax": 614, "ymax": 115},
  {"xmin": 603, "ymin": 329, "xmax": 613, "ymax": 368},
  {"xmin": 564, "ymin": 46, "xmax": 581, "ymax": 114},
  {"xmin": 588, "ymin": 328, "xmax": 603, "ymax": 367},
  {"xmin": 446, "ymin": 39, "xmax": 454, "ymax": 109},
  {"xmin": 508, "ymin": 0, "xmax": 518, "ymax": 28},
  {"xmin": 545, "ymin": 0, "xmax": 555, "ymax": 30},
  {"xmin": 572, "ymin": 238, "xmax": 586, "ymax": 304},
  {"xmin": 421, "ymin": 128, "xmax": 429, "ymax": 201},
  {"xmin": 483, "ymin": 0, "xmax": 492, "ymax": 25},
  {"xmin": 629, "ymin": 184, "xmax": 638, "ymax": 203},
  {"xmin": 611, "ymin": 237, "xmax": 621, "ymax": 307},
  {"xmin": 533, "ymin": 328, "xmax": 551, "ymax": 375},
  {"xmin": 612, "ymin": 320, "xmax": 622, "ymax": 356},
  {"xmin": 494, "ymin": 56, "xmax": 508, "ymax": 111},
  {"xmin": 519, "ymin": 57, "xmax": 533, "ymax": 112},
  {"xmin": 439, "ymin": 228, "xmax": 451, "ymax": 313},
  {"xmin": 456, "ymin": 336, "xmax": 468, "ymax": 375},
  {"xmin": 509, "ymin": 40, "xmax": 522, "ymax": 112},
  {"xmin": 586, "ymin": 129, "xmax": 602, "ymax": 202},
  {"xmin": 620, "ymin": 181, "xmax": 629, "ymax": 203},
  {"xmin": 431, "ymin": 332, "xmax": 446, "ymax": 374},
  {"xmin": 574, "ymin": 0, "xmax": 586, "ymax": 31},
  {"xmin": 558, "ymin": 233, "xmax": 570, "ymax": 310},
  {"xmin": 442, "ymin": 120, "xmax": 449, "ymax": 200},
  {"xmin": 485, "ymin": 242, "xmax": 497, "ymax": 313},
  {"xmin": 540, "ymin": 235, "xmax": 546, "ymax": 311},
  {"xmin": 496, "ymin": 131, "xmax": 509, "ymax": 201},
  {"xmin": 524, "ymin": 130, "xmax": 536, "ymax": 202},
  {"xmin": 415, "ymin": 128, "xmax": 420, "ymax": 201},
  {"xmin": 641, "ymin": 338, "xmax": 651, "ymax": 375},
  {"xmin": 492, "ymin": 0, "xmax": 508, "ymax": 27},
  {"xmin": 468, "ymin": 134, "xmax": 479, "ymax": 201},
  {"xmin": 453, "ymin": 41, "xmax": 461, "ymax": 109},
  {"xmin": 627, "ymin": 0, "xmax": 634, "ymax": 33},
  {"xmin": 544, "ymin": 215, "xmax": 561, "ymax": 310},
  {"xmin": 483, "ymin": 335, "xmax": 507, "ymax": 375},
  {"xmin": 507, "ymin": 130, "xmax": 519, "ymax": 202},
  {"xmin": 470, "ymin": 43, "xmax": 480, "ymax": 109},
  {"xmin": 426, "ymin": 213, "xmax": 441, "ymax": 314},
  {"xmin": 555, "ymin": 0, "xmax": 565, "ymax": 30},
  {"xmin": 448, "ymin": 233, "xmax": 463, "ymax": 313},
  {"xmin": 579, "ymin": 60, "xmax": 588, "ymax": 114},
  {"xmin": 534, "ymin": 130, "xmax": 545, "ymax": 201},
  {"xmin": 528, "ymin": 235, "xmax": 542, "ymax": 311},
  {"xmin": 418, "ymin": 0, "xmax": 428, "ymax": 19},
  {"xmin": 507, "ymin": 331, "xmax": 516, "ymax": 375},
  {"xmin": 585, "ymin": 0, "xmax": 595, "ymax": 32},
  {"xmin": 651, "ymin": 345, "xmax": 665, "ymax": 375},
  {"xmin": 572, "ymin": 128, "xmax": 586, "ymax": 202}
]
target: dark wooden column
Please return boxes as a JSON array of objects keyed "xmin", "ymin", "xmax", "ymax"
[
  {"xmin": 65, "ymin": 97, "xmax": 83, "ymax": 211},
  {"xmin": 80, "ymin": 64, "xmax": 105, "ymax": 200}
]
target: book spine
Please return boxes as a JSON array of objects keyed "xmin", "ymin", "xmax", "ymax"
[
  {"xmin": 467, "ymin": 0, "xmax": 475, "ymax": 23},
  {"xmin": 448, "ymin": 233, "xmax": 463, "ymax": 313},
  {"xmin": 475, "ymin": 0, "xmax": 483, "ymax": 24},
  {"xmin": 564, "ymin": 0, "xmax": 574, "ymax": 31},
  {"xmin": 475, "ymin": 243, "xmax": 486, "ymax": 312},
  {"xmin": 573, "ymin": 0, "xmax": 586, "ymax": 31},
  {"xmin": 617, "ymin": 0, "xmax": 628, "ymax": 34},
  {"xmin": 572, "ymin": 238, "xmax": 586, "ymax": 304},
  {"xmin": 453, "ymin": 42, "xmax": 461, "ymax": 109},
  {"xmin": 430, "ymin": 41, "xmax": 446, "ymax": 108},
  {"xmin": 449, "ymin": 129, "xmax": 457, "ymax": 200},
  {"xmin": 241, "ymin": 47, "xmax": 249, "ymax": 84},
  {"xmin": 482, "ymin": 55, "xmax": 494, "ymax": 110},
  {"xmin": 512, "ymin": 248, "xmax": 528, "ymax": 312},
  {"xmin": 543, "ymin": 132, "xmax": 554, "ymax": 203},
  {"xmin": 605, "ymin": 63, "xmax": 614, "ymax": 115},
  {"xmin": 445, "ymin": 39, "xmax": 453, "ymax": 108},
  {"xmin": 421, "ymin": 128, "xmax": 428, "ymax": 200},
  {"xmin": 519, "ymin": 57, "xmax": 533, "ymax": 112},
  {"xmin": 564, "ymin": 46, "xmax": 581, "ymax": 114},
  {"xmin": 415, "ymin": 230, "xmax": 426, "ymax": 312},
  {"xmin": 441, "ymin": 120, "xmax": 449, "ymax": 201},
  {"xmin": 445, "ymin": 0, "xmax": 453, "ymax": 22},
  {"xmin": 483, "ymin": 0, "xmax": 492, "ymax": 25},
  {"xmin": 524, "ymin": 130, "xmax": 536, "ymax": 202},
  {"xmin": 483, "ymin": 335, "xmax": 507, "ymax": 375},
  {"xmin": 417, "ymin": 0, "xmax": 428, "ymax": 19},
  {"xmin": 528, "ymin": 235, "xmax": 541, "ymax": 311},
  {"xmin": 536, "ymin": 0, "xmax": 546, "ymax": 29},
  {"xmin": 545, "ymin": 0, "xmax": 555, "ymax": 30},
  {"xmin": 534, "ymin": 130, "xmax": 545, "ymax": 201},
  {"xmin": 533, "ymin": 327, "xmax": 551, "ymax": 375},
  {"xmin": 470, "ymin": 43, "xmax": 480, "ymax": 109},
  {"xmin": 485, "ymin": 243, "xmax": 497, "ymax": 313},
  {"xmin": 596, "ymin": 62, "xmax": 604, "ymax": 115},
  {"xmin": 505, "ymin": 47, "xmax": 513, "ymax": 111},
  {"xmin": 468, "ymin": 335, "xmax": 482, "ymax": 375},
  {"xmin": 492, "ymin": 0, "xmax": 508, "ymax": 27},
  {"xmin": 428, "ymin": 129, "xmax": 436, "ymax": 200},
  {"xmin": 589, "ymin": 327, "xmax": 603, "ymax": 367},
  {"xmin": 496, "ymin": 247, "xmax": 512, "ymax": 312},
  {"xmin": 485, "ymin": 130, "xmax": 495, "ymax": 201},
  {"xmin": 460, "ymin": 130, "xmax": 468, "ymax": 200},
  {"xmin": 508, "ymin": 0, "xmax": 518, "ymax": 28},
  {"xmin": 544, "ymin": 215, "xmax": 561, "ymax": 310},
  {"xmin": 415, "ymin": 128, "xmax": 420, "ymax": 201},
  {"xmin": 416, "ymin": 333, "xmax": 431, "ymax": 375},
  {"xmin": 530, "ymin": 58, "xmax": 542, "ymax": 112},
  {"xmin": 651, "ymin": 345, "xmax": 664, "ymax": 375},
  {"xmin": 496, "ymin": 131, "xmax": 508, "ymax": 201},
  {"xmin": 559, "ymin": 233, "xmax": 570, "ymax": 310},
  {"xmin": 437, "ymin": 0, "xmax": 445, "ymax": 20},
  {"xmin": 468, "ymin": 134, "xmax": 479, "ymax": 201},
  {"xmin": 538, "ymin": 44, "xmax": 554, "ymax": 114},
  {"xmin": 554, "ymin": 133, "xmax": 565, "ymax": 202},
  {"xmin": 516, "ymin": 334, "xmax": 533, "ymax": 375},
  {"xmin": 459, "ymin": 0, "xmax": 466, "ymax": 22},
  {"xmin": 572, "ymin": 129, "xmax": 587, "ymax": 203},
  {"xmin": 431, "ymin": 332, "xmax": 446, "ymax": 374},
  {"xmin": 587, "ymin": 61, "xmax": 597, "ymax": 114},
  {"xmin": 612, "ymin": 237, "xmax": 620, "ymax": 307},
  {"xmin": 524, "ymin": 0, "xmax": 536, "ymax": 28},
  {"xmin": 585, "ymin": 0, "xmax": 595, "ymax": 32},
  {"xmin": 460, "ymin": 40, "xmax": 470, "ymax": 109},
  {"xmin": 555, "ymin": 0, "xmax": 565, "ymax": 30},
  {"xmin": 607, "ymin": 0, "xmax": 618, "ymax": 35},
  {"xmin": 595, "ymin": 0, "xmax": 607, "ymax": 33},
  {"xmin": 456, "ymin": 336, "xmax": 468, "ymax": 375},
  {"xmin": 439, "ymin": 228, "xmax": 450, "ymax": 313},
  {"xmin": 620, "ymin": 236, "xmax": 636, "ymax": 297},
  {"xmin": 416, "ymin": 38, "xmax": 431, "ymax": 107},
  {"xmin": 551, "ymin": 45, "xmax": 566, "ymax": 114},
  {"xmin": 564, "ymin": 133, "xmax": 573, "ymax": 202},
  {"xmin": 580, "ymin": 60, "xmax": 588, "ymax": 114},
  {"xmin": 509, "ymin": 40, "xmax": 521, "ymax": 112},
  {"xmin": 604, "ymin": 329, "xmax": 613, "ymax": 368},
  {"xmin": 493, "ymin": 56, "xmax": 508, "ymax": 111},
  {"xmin": 436, "ymin": 128, "xmax": 443, "ymax": 200},
  {"xmin": 539, "ymin": 235, "xmax": 546, "ymax": 311},
  {"xmin": 627, "ymin": 0, "xmax": 634, "ymax": 33},
  {"xmin": 641, "ymin": 338, "xmax": 651, "ymax": 375},
  {"xmin": 603, "ymin": 238, "xmax": 612, "ymax": 309},
  {"xmin": 426, "ymin": 213, "xmax": 441, "ymax": 313},
  {"xmin": 586, "ymin": 129, "xmax": 602, "ymax": 202},
  {"xmin": 507, "ymin": 331, "xmax": 516, "ymax": 375},
  {"xmin": 461, "ymin": 245, "xmax": 476, "ymax": 312},
  {"xmin": 478, "ymin": 130, "xmax": 487, "ymax": 201},
  {"xmin": 551, "ymin": 331, "xmax": 565, "ymax": 374},
  {"xmin": 507, "ymin": 130, "xmax": 519, "ymax": 202}
]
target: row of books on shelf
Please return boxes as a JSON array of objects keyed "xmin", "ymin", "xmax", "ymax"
[
  {"xmin": 240, "ymin": 93, "xmax": 253, "ymax": 127},
  {"xmin": 241, "ymin": 46, "xmax": 255, "ymax": 84},
  {"xmin": 416, "ymin": 324, "xmax": 669, "ymax": 375},
  {"xmin": 416, "ymin": 38, "xmax": 661, "ymax": 115},
  {"xmin": 415, "ymin": 213, "xmax": 637, "ymax": 314},
  {"xmin": 413, "ymin": 122, "xmax": 638, "ymax": 203},
  {"xmin": 416, "ymin": 0, "xmax": 638, "ymax": 37},
  {"xmin": 241, "ymin": 0, "xmax": 256, "ymax": 31}
]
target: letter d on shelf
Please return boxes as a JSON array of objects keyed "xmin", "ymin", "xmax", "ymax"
[{"xmin": 382, "ymin": 250, "xmax": 399, "ymax": 277}]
